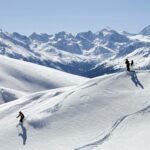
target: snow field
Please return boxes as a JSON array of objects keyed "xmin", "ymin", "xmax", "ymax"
[{"xmin": 0, "ymin": 71, "xmax": 150, "ymax": 150}]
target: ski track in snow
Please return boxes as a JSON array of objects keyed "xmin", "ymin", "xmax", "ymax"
[{"xmin": 76, "ymin": 103, "xmax": 150, "ymax": 150}]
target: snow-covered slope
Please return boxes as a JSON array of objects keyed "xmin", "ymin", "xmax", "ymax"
[
  {"xmin": 0, "ymin": 71, "xmax": 150, "ymax": 150},
  {"xmin": 98, "ymin": 105, "xmax": 150, "ymax": 150},
  {"xmin": 0, "ymin": 55, "xmax": 87, "ymax": 103}
]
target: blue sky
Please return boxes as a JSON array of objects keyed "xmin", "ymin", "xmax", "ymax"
[{"xmin": 0, "ymin": 0, "xmax": 149, "ymax": 35}]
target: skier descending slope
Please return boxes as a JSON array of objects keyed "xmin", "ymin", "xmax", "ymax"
[
  {"xmin": 16, "ymin": 111, "xmax": 27, "ymax": 145},
  {"xmin": 16, "ymin": 111, "xmax": 25, "ymax": 123}
]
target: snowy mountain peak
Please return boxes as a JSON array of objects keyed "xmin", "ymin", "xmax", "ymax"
[
  {"xmin": 55, "ymin": 31, "xmax": 66, "ymax": 36},
  {"xmin": 55, "ymin": 31, "xmax": 66, "ymax": 38},
  {"xmin": 29, "ymin": 32, "xmax": 51, "ymax": 42},
  {"xmin": 76, "ymin": 30, "xmax": 96, "ymax": 42},
  {"xmin": 54, "ymin": 31, "xmax": 74, "ymax": 40},
  {"xmin": 11, "ymin": 32, "xmax": 30, "ymax": 44},
  {"xmin": 100, "ymin": 27, "xmax": 117, "ymax": 35},
  {"xmin": 140, "ymin": 25, "xmax": 150, "ymax": 35},
  {"xmin": 119, "ymin": 30, "xmax": 135, "ymax": 36},
  {"xmin": 102, "ymin": 26, "xmax": 113, "ymax": 31}
]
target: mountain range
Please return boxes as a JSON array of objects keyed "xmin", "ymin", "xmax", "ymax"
[{"xmin": 0, "ymin": 25, "xmax": 150, "ymax": 77}]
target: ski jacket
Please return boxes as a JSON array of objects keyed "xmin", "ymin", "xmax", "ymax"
[
  {"xmin": 17, "ymin": 112, "xmax": 24, "ymax": 119},
  {"xmin": 125, "ymin": 60, "xmax": 130, "ymax": 66}
]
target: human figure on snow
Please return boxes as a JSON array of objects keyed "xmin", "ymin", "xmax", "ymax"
[
  {"xmin": 16, "ymin": 111, "xmax": 24, "ymax": 123},
  {"xmin": 131, "ymin": 60, "xmax": 134, "ymax": 66},
  {"xmin": 125, "ymin": 59, "xmax": 130, "ymax": 71},
  {"xmin": 130, "ymin": 60, "xmax": 134, "ymax": 71}
]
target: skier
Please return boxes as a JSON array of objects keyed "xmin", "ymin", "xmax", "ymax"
[
  {"xmin": 125, "ymin": 59, "xmax": 130, "ymax": 71},
  {"xmin": 130, "ymin": 60, "xmax": 134, "ymax": 71},
  {"xmin": 16, "ymin": 111, "xmax": 25, "ymax": 123},
  {"xmin": 131, "ymin": 60, "xmax": 134, "ymax": 66}
]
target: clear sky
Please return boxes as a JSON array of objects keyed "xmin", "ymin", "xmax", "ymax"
[{"xmin": 0, "ymin": 0, "xmax": 150, "ymax": 35}]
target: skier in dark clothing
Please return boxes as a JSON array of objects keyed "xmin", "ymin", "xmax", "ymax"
[
  {"xmin": 125, "ymin": 59, "xmax": 130, "ymax": 71},
  {"xmin": 131, "ymin": 60, "xmax": 134, "ymax": 66},
  {"xmin": 16, "ymin": 111, "xmax": 24, "ymax": 123},
  {"xmin": 130, "ymin": 60, "xmax": 134, "ymax": 71}
]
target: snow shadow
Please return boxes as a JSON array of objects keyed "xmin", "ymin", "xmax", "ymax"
[
  {"xmin": 18, "ymin": 123, "xmax": 27, "ymax": 145},
  {"xmin": 28, "ymin": 119, "xmax": 47, "ymax": 129},
  {"xmin": 130, "ymin": 72, "xmax": 144, "ymax": 89},
  {"xmin": 1, "ymin": 90, "xmax": 18, "ymax": 103}
]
